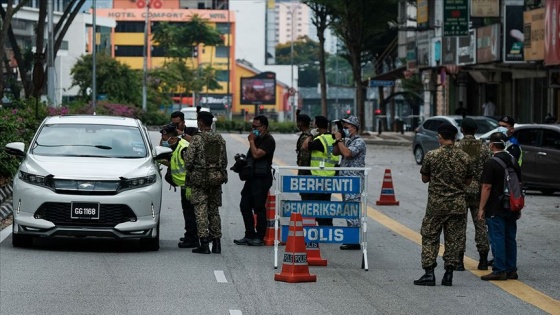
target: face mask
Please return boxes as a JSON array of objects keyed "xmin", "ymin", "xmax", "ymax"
[
  {"xmin": 497, "ymin": 126, "xmax": 508, "ymax": 136},
  {"xmin": 162, "ymin": 141, "xmax": 170, "ymax": 147},
  {"xmin": 252, "ymin": 130, "xmax": 260, "ymax": 137},
  {"xmin": 343, "ymin": 128, "xmax": 350, "ymax": 138}
]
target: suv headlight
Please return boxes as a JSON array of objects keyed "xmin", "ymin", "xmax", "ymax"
[
  {"xmin": 119, "ymin": 174, "xmax": 157, "ymax": 191},
  {"xmin": 19, "ymin": 171, "xmax": 53, "ymax": 189}
]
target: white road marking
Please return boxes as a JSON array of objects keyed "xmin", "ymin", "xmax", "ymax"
[
  {"xmin": 229, "ymin": 310, "xmax": 242, "ymax": 315},
  {"xmin": 0, "ymin": 224, "xmax": 12, "ymax": 243},
  {"xmin": 214, "ymin": 270, "xmax": 228, "ymax": 283}
]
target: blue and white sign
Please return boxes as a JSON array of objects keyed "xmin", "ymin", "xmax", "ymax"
[
  {"xmin": 281, "ymin": 200, "xmax": 360, "ymax": 219},
  {"xmin": 281, "ymin": 175, "xmax": 360, "ymax": 194},
  {"xmin": 369, "ymin": 80, "xmax": 395, "ymax": 87},
  {"xmin": 281, "ymin": 226, "xmax": 360, "ymax": 244}
]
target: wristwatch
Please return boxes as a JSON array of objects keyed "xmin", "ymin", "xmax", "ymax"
[{"xmin": 336, "ymin": 138, "xmax": 344, "ymax": 143}]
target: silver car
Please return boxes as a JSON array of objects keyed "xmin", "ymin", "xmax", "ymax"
[
  {"xmin": 412, "ymin": 115, "xmax": 498, "ymax": 164},
  {"xmin": 5, "ymin": 115, "xmax": 171, "ymax": 250}
]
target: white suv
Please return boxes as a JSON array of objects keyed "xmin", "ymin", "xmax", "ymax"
[
  {"xmin": 180, "ymin": 106, "xmax": 217, "ymax": 132},
  {"xmin": 5, "ymin": 115, "xmax": 172, "ymax": 250}
]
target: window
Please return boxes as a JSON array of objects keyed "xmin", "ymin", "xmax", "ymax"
[
  {"xmin": 115, "ymin": 46, "xmax": 144, "ymax": 57},
  {"xmin": 115, "ymin": 21, "xmax": 145, "ymax": 33},
  {"xmin": 541, "ymin": 129, "xmax": 560, "ymax": 149},
  {"xmin": 215, "ymin": 46, "xmax": 229, "ymax": 58},
  {"xmin": 215, "ymin": 70, "xmax": 229, "ymax": 82},
  {"xmin": 516, "ymin": 129, "xmax": 539, "ymax": 146},
  {"xmin": 216, "ymin": 23, "xmax": 230, "ymax": 34},
  {"xmin": 151, "ymin": 45, "xmax": 167, "ymax": 57}
]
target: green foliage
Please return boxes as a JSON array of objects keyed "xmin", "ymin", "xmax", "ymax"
[
  {"xmin": 215, "ymin": 119, "xmax": 296, "ymax": 134},
  {"xmin": 139, "ymin": 110, "xmax": 169, "ymax": 126},
  {"xmin": 70, "ymin": 53, "xmax": 142, "ymax": 105}
]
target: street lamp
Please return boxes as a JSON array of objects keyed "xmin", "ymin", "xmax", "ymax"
[{"xmin": 280, "ymin": 1, "xmax": 300, "ymax": 122}]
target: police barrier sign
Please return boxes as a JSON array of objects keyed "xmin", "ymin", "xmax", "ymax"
[
  {"xmin": 281, "ymin": 200, "xmax": 360, "ymax": 219},
  {"xmin": 282, "ymin": 175, "xmax": 360, "ymax": 194},
  {"xmin": 280, "ymin": 226, "xmax": 360, "ymax": 244}
]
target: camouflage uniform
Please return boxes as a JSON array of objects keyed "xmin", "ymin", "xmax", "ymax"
[
  {"xmin": 184, "ymin": 131, "xmax": 228, "ymax": 239},
  {"xmin": 296, "ymin": 131, "xmax": 313, "ymax": 175},
  {"xmin": 339, "ymin": 135, "xmax": 366, "ymax": 227},
  {"xmin": 456, "ymin": 135, "xmax": 491, "ymax": 254},
  {"xmin": 420, "ymin": 144, "xmax": 473, "ymax": 269}
]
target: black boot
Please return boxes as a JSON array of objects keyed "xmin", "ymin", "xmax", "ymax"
[
  {"xmin": 478, "ymin": 252, "xmax": 489, "ymax": 270},
  {"xmin": 212, "ymin": 238, "xmax": 221, "ymax": 254},
  {"xmin": 456, "ymin": 253, "xmax": 465, "ymax": 271},
  {"xmin": 442, "ymin": 267, "xmax": 453, "ymax": 286},
  {"xmin": 413, "ymin": 267, "xmax": 435, "ymax": 286},
  {"xmin": 178, "ymin": 238, "xmax": 199, "ymax": 249},
  {"xmin": 192, "ymin": 238, "xmax": 211, "ymax": 254}
]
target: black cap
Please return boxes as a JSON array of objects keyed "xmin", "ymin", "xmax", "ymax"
[
  {"xmin": 297, "ymin": 113, "xmax": 311, "ymax": 124},
  {"xmin": 437, "ymin": 123, "xmax": 458, "ymax": 137},
  {"xmin": 314, "ymin": 115, "xmax": 329, "ymax": 129},
  {"xmin": 499, "ymin": 115, "xmax": 515, "ymax": 126},
  {"xmin": 160, "ymin": 123, "xmax": 178, "ymax": 136},
  {"xmin": 197, "ymin": 111, "xmax": 214, "ymax": 126},
  {"xmin": 461, "ymin": 117, "xmax": 478, "ymax": 130}
]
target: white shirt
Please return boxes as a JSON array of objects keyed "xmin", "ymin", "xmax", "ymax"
[{"xmin": 483, "ymin": 101, "xmax": 496, "ymax": 116}]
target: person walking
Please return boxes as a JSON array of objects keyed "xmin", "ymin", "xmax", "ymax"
[
  {"xmin": 159, "ymin": 124, "xmax": 199, "ymax": 249},
  {"xmin": 482, "ymin": 98, "xmax": 496, "ymax": 116},
  {"xmin": 184, "ymin": 111, "xmax": 228, "ymax": 254},
  {"xmin": 333, "ymin": 115, "xmax": 366, "ymax": 250},
  {"xmin": 414, "ymin": 123, "xmax": 473, "ymax": 287},
  {"xmin": 455, "ymin": 118, "xmax": 492, "ymax": 271},
  {"xmin": 477, "ymin": 132, "xmax": 522, "ymax": 281},
  {"xmin": 303, "ymin": 116, "xmax": 339, "ymax": 226},
  {"xmin": 234, "ymin": 115, "xmax": 276, "ymax": 246}
]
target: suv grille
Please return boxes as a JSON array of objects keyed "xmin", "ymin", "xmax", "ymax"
[{"xmin": 35, "ymin": 203, "xmax": 137, "ymax": 227}]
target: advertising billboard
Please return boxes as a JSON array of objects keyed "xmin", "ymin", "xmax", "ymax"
[
  {"xmin": 240, "ymin": 72, "xmax": 276, "ymax": 105},
  {"xmin": 457, "ymin": 29, "xmax": 476, "ymax": 65},
  {"xmin": 524, "ymin": 8, "xmax": 545, "ymax": 61},
  {"xmin": 504, "ymin": 5, "xmax": 525, "ymax": 62},
  {"xmin": 470, "ymin": 0, "xmax": 500, "ymax": 17},
  {"xmin": 477, "ymin": 24, "xmax": 500, "ymax": 63}
]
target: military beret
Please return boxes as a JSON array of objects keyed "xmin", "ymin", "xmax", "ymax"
[
  {"xmin": 160, "ymin": 123, "xmax": 178, "ymax": 136},
  {"xmin": 499, "ymin": 115, "xmax": 515, "ymax": 126},
  {"xmin": 297, "ymin": 114, "xmax": 311, "ymax": 124},
  {"xmin": 461, "ymin": 117, "xmax": 478, "ymax": 130},
  {"xmin": 437, "ymin": 123, "xmax": 458, "ymax": 136},
  {"xmin": 314, "ymin": 115, "xmax": 329, "ymax": 128},
  {"xmin": 197, "ymin": 111, "xmax": 214, "ymax": 125}
]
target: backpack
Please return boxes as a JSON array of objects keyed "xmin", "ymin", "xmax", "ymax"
[{"xmin": 492, "ymin": 156, "xmax": 525, "ymax": 212}]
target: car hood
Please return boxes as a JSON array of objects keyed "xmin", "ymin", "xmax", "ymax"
[{"xmin": 22, "ymin": 155, "xmax": 156, "ymax": 179}]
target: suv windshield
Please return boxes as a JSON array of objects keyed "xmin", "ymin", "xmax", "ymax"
[
  {"xmin": 183, "ymin": 111, "xmax": 198, "ymax": 120},
  {"xmin": 31, "ymin": 124, "xmax": 147, "ymax": 158}
]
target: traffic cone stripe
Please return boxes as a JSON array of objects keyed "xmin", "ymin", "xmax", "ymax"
[
  {"xmin": 263, "ymin": 194, "xmax": 279, "ymax": 246},
  {"xmin": 302, "ymin": 218, "xmax": 316, "ymax": 225},
  {"xmin": 288, "ymin": 230, "xmax": 304, "ymax": 237},
  {"xmin": 376, "ymin": 169, "xmax": 400, "ymax": 206}
]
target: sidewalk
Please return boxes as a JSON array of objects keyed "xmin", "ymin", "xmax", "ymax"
[{"xmin": 360, "ymin": 131, "xmax": 414, "ymax": 146}]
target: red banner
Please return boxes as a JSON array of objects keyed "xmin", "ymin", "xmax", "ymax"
[{"xmin": 545, "ymin": 0, "xmax": 560, "ymax": 65}]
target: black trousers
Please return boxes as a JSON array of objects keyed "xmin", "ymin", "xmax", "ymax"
[
  {"xmin": 181, "ymin": 187, "xmax": 198, "ymax": 242},
  {"xmin": 239, "ymin": 176, "xmax": 273, "ymax": 240},
  {"xmin": 300, "ymin": 193, "xmax": 333, "ymax": 226}
]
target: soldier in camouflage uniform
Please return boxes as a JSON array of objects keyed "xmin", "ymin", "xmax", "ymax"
[
  {"xmin": 184, "ymin": 111, "xmax": 228, "ymax": 254},
  {"xmin": 333, "ymin": 115, "xmax": 366, "ymax": 250},
  {"xmin": 455, "ymin": 118, "xmax": 492, "ymax": 271},
  {"xmin": 296, "ymin": 113, "xmax": 313, "ymax": 204},
  {"xmin": 414, "ymin": 123, "xmax": 473, "ymax": 287}
]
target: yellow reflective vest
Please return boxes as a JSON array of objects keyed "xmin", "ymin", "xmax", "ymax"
[
  {"xmin": 171, "ymin": 139, "xmax": 189, "ymax": 186},
  {"xmin": 310, "ymin": 134, "xmax": 338, "ymax": 176}
]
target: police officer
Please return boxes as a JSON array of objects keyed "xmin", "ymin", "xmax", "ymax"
[
  {"xmin": 414, "ymin": 123, "xmax": 473, "ymax": 287},
  {"xmin": 303, "ymin": 116, "xmax": 339, "ymax": 225},
  {"xmin": 497, "ymin": 115, "xmax": 522, "ymax": 166},
  {"xmin": 160, "ymin": 124, "xmax": 198, "ymax": 248},
  {"xmin": 456, "ymin": 118, "xmax": 492, "ymax": 271},
  {"xmin": 184, "ymin": 111, "xmax": 228, "ymax": 254}
]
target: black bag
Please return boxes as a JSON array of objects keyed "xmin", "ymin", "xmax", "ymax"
[
  {"xmin": 164, "ymin": 167, "xmax": 178, "ymax": 187},
  {"xmin": 239, "ymin": 154, "xmax": 270, "ymax": 180}
]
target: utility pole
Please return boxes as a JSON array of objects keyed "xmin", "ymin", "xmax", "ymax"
[
  {"xmin": 142, "ymin": 1, "xmax": 150, "ymax": 112},
  {"xmin": 47, "ymin": 0, "xmax": 55, "ymax": 106},
  {"xmin": 92, "ymin": 0, "xmax": 97, "ymax": 112}
]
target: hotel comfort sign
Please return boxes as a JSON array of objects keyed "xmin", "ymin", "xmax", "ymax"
[{"xmin": 96, "ymin": 9, "xmax": 231, "ymax": 22}]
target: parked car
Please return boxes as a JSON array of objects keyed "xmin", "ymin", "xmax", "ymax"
[
  {"xmin": 412, "ymin": 115, "xmax": 498, "ymax": 164},
  {"xmin": 180, "ymin": 106, "xmax": 217, "ymax": 132},
  {"xmin": 5, "ymin": 115, "xmax": 171, "ymax": 250},
  {"xmin": 477, "ymin": 123, "xmax": 524, "ymax": 141},
  {"xmin": 511, "ymin": 124, "xmax": 560, "ymax": 195}
]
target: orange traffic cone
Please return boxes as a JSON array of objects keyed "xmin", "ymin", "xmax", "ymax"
[
  {"xmin": 302, "ymin": 217, "xmax": 327, "ymax": 266},
  {"xmin": 263, "ymin": 194, "xmax": 279, "ymax": 246},
  {"xmin": 376, "ymin": 169, "xmax": 400, "ymax": 205},
  {"xmin": 274, "ymin": 213, "xmax": 317, "ymax": 283}
]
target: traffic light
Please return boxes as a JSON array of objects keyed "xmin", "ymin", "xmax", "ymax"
[
  {"xmin": 259, "ymin": 105, "xmax": 264, "ymax": 114},
  {"xmin": 192, "ymin": 46, "xmax": 198, "ymax": 57},
  {"xmin": 346, "ymin": 109, "xmax": 351, "ymax": 115},
  {"xmin": 375, "ymin": 109, "xmax": 382, "ymax": 115}
]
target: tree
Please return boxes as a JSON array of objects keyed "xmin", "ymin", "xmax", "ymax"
[
  {"xmin": 70, "ymin": 53, "xmax": 142, "ymax": 105},
  {"xmin": 275, "ymin": 35, "xmax": 326, "ymax": 87},
  {"xmin": 303, "ymin": 0, "xmax": 336, "ymax": 116},
  {"xmin": 0, "ymin": 0, "xmax": 87, "ymax": 100},
  {"xmin": 151, "ymin": 14, "xmax": 224, "ymax": 104},
  {"xmin": 329, "ymin": 0, "xmax": 398, "ymax": 129}
]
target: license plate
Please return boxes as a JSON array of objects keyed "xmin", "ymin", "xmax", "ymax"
[{"xmin": 71, "ymin": 202, "xmax": 100, "ymax": 219}]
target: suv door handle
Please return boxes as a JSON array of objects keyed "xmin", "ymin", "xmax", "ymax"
[{"xmin": 537, "ymin": 152, "xmax": 547, "ymax": 156}]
